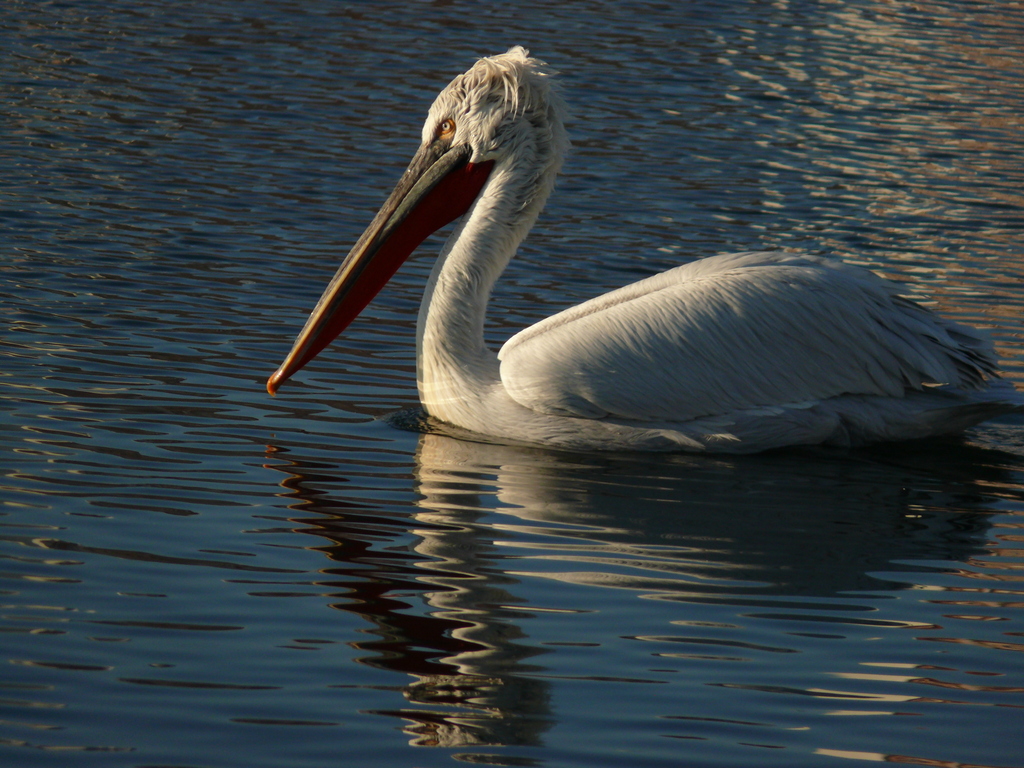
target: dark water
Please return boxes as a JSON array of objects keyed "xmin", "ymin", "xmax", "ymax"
[{"xmin": 3, "ymin": 1, "xmax": 1024, "ymax": 766}]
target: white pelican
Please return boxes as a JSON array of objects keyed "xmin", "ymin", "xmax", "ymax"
[{"xmin": 268, "ymin": 47, "xmax": 1019, "ymax": 453}]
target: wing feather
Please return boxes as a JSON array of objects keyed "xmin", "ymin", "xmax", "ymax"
[{"xmin": 497, "ymin": 252, "xmax": 997, "ymax": 422}]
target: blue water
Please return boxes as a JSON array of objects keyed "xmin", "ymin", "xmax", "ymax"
[{"xmin": 3, "ymin": 1, "xmax": 1024, "ymax": 766}]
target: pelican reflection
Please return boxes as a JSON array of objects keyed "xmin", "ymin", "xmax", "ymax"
[{"xmin": 265, "ymin": 433, "xmax": 1008, "ymax": 748}]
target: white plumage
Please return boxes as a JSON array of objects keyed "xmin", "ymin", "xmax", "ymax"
[{"xmin": 268, "ymin": 47, "xmax": 1019, "ymax": 453}]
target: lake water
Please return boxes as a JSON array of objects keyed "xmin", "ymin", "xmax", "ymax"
[{"xmin": 3, "ymin": 1, "xmax": 1024, "ymax": 766}]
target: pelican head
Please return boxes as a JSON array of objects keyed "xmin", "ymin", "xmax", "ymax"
[
  {"xmin": 424, "ymin": 46, "xmax": 567, "ymax": 169},
  {"xmin": 268, "ymin": 46, "xmax": 567, "ymax": 395}
]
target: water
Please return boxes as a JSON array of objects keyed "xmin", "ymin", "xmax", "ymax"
[{"xmin": 3, "ymin": 1, "xmax": 1024, "ymax": 766}]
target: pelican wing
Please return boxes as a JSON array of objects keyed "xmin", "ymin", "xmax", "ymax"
[{"xmin": 498, "ymin": 252, "xmax": 996, "ymax": 422}]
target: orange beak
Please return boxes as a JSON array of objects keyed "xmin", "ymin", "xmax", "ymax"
[{"xmin": 267, "ymin": 142, "xmax": 494, "ymax": 395}]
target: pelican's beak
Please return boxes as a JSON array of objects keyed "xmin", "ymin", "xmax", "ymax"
[{"xmin": 267, "ymin": 142, "xmax": 494, "ymax": 395}]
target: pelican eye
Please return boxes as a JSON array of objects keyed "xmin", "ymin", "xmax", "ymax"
[{"xmin": 437, "ymin": 118, "xmax": 456, "ymax": 138}]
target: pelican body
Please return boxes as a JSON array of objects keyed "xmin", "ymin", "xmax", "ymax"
[{"xmin": 268, "ymin": 47, "xmax": 1018, "ymax": 453}]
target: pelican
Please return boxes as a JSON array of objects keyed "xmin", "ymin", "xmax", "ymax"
[{"xmin": 268, "ymin": 47, "xmax": 1019, "ymax": 453}]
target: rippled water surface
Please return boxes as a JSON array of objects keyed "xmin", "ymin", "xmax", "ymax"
[{"xmin": 4, "ymin": 1, "xmax": 1024, "ymax": 766}]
